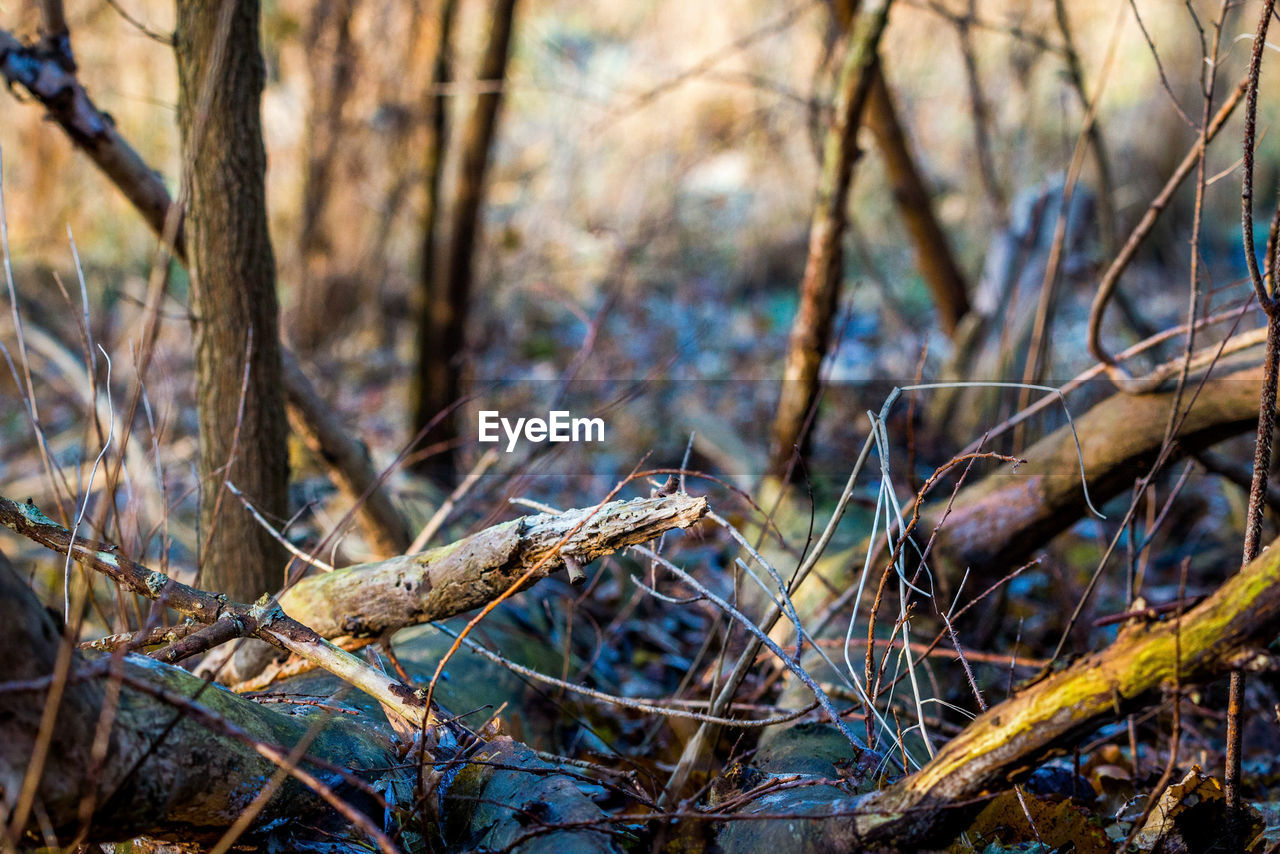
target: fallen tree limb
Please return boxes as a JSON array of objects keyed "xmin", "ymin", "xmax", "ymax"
[
  {"xmin": 0, "ymin": 550, "xmax": 397, "ymax": 847},
  {"xmin": 786, "ymin": 356, "xmax": 1271, "ymax": 619},
  {"xmin": 0, "ymin": 495, "xmax": 438, "ymax": 730},
  {"xmin": 0, "ymin": 550, "xmax": 627, "ymax": 850},
  {"xmin": 281, "ymin": 351, "xmax": 413, "ymax": 558},
  {"xmin": 278, "ymin": 494, "xmax": 708, "ymax": 638},
  {"xmin": 720, "ymin": 525, "xmax": 1280, "ymax": 849},
  {"xmin": 927, "ymin": 358, "xmax": 1267, "ymax": 584},
  {"xmin": 443, "ymin": 737, "xmax": 620, "ymax": 853},
  {"xmin": 0, "ymin": 494, "xmax": 705, "ymax": 716}
]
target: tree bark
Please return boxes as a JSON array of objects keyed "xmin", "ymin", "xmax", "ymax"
[
  {"xmin": 718, "ymin": 519, "xmax": 1280, "ymax": 849},
  {"xmin": 0, "ymin": 550, "xmax": 395, "ymax": 848},
  {"xmin": 766, "ymin": 0, "xmax": 892, "ymax": 479},
  {"xmin": 278, "ymin": 494, "xmax": 707, "ymax": 638},
  {"xmin": 176, "ymin": 0, "xmax": 290, "ymax": 602},
  {"xmin": 412, "ymin": 0, "xmax": 516, "ymax": 486}
]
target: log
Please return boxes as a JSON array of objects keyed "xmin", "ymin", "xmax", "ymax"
[
  {"xmin": 785, "ymin": 356, "xmax": 1271, "ymax": 620},
  {"xmin": 0, "ymin": 549, "xmax": 628, "ymax": 850},
  {"xmin": 721, "ymin": 523, "xmax": 1280, "ymax": 849},
  {"xmin": 278, "ymin": 494, "xmax": 708, "ymax": 638},
  {"xmin": 928, "ymin": 359, "xmax": 1266, "ymax": 584},
  {"xmin": 0, "ymin": 494, "xmax": 706, "ymax": 711},
  {"xmin": 0, "ymin": 549, "xmax": 396, "ymax": 847}
]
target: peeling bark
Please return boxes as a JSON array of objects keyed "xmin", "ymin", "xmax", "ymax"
[{"xmin": 279, "ymin": 494, "xmax": 708, "ymax": 638}]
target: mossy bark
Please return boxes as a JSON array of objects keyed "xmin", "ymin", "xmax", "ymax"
[{"xmin": 0, "ymin": 551, "xmax": 395, "ymax": 847}]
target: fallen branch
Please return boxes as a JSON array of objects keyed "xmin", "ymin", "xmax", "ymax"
[
  {"xmin": 717, "ymin": 523, "xmax": 1280, "ymax": 849},
  {"xmin": 928, "ymin": 358, "xmax": 1268, "ymax": 585},
  {"xmin": 0, "ymin": 550, "xmax": 397, "ymax": 847},
  {"xmin": 0, "ymin": 494, "xmax": 705, "ymax": 715},
  {"xmin": 0, "ymin": 495, "xmax": 436, "ymax": 730},
  {"xmin": 278, "ymin": 494, "xmax": 708, "ymax": 638},
  {"xmin": 0, "ymin": 550, "xmax": 627, "ymax": 849},
  {"xmin": 281, "ymin": 351, "xmax": 413, "ymax": 558}
]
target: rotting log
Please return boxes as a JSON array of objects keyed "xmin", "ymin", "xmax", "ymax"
[
  {"xmin": 0, "ymin": 549, "xmax": 397, "ymax": 848},
  {"xmin": 0, "ymin": 494, "xmax": 441, "ymax": 729},
  {"xmin": 443, "ymin": 737, "xmax": 619, "ymax": 853},
  {"xmin": 0, "ymin": 549, "xmax": 628, "ymax": 851},
  {"xmin": 721, "ymin": 524, "xmax": 1280, "ymax": 850},
  {"xmin": 279, "ymin": 494, "xmax": 708, "ymax": 638}
]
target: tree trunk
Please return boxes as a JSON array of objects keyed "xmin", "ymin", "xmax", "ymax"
[
  {"xmin": 766, "ymin": 0, "xmax": 892, "ymax": 479},
  {"xmin": 0, "ymin": 31, "xmax": 413, "ymax": 571},
  {"xmin": 292, "ymin": 0, "xmax": 359, "ymax": 352},
  {"xmin": 411, "ymin": 0, "xmax": 516, "ymax": 487},
  {"xmin": 176, "ymin": 0, "xmax": 289, "ymax": 602}
]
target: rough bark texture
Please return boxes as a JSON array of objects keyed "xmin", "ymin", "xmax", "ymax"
[
  {"xmin": 0, "ymin": 550, "xmax": 395, "ymax": 847},
  {"xmin": 767, "ymin": 0, "xmax": 892, "ymax": 478},
  {"xmin": 0, "ymin": 493, "xmax": 705, "ymax": 718},
  {"xmin": 176, "ymin": 0, "xmax": 290, "ymax": 602},
  {"xmin": 280, "ymin": 494, "xmax": 708, "ymax": 637},
  {"xmin": 412, "ymin": 0, "xmax": 516, "ymax": 486}
]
